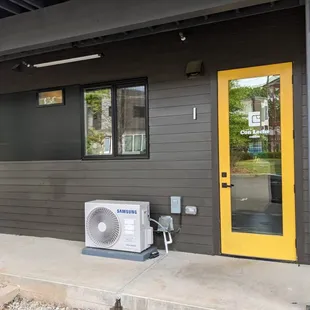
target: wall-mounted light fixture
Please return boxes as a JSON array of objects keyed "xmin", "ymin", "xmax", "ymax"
[
  {"xmin": 11, "ymin": 61, "xmax": 32, "ymax": 72},
  {"xmin": 185, "ymin": 60, "xmax": 204, "ymax": 79},
  {"xmin": 179, "ymin": 32, "xmax": 186, "ymax": 42},
  {"xmin": 11, "ymin": 54, "xmax": 104, "ymax": 72},
  {"xmin": 33, "ymin": 53, "xmax": 104, "ymax": 68}
]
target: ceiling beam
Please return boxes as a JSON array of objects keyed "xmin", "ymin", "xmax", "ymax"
[
  {"xmin": 22, "ymin": 0, "xmax": 42, "ymax": 9},
  {"xmin": 9, "ymin": 0, "xmax": 35, "ymax": 10},
  {"xmin": 0, "ymin": 0, "xmax": 23, "ymax": 14}
]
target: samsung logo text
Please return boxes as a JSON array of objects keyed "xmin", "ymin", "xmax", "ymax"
[{"xmin": 117, "ymin": 209, "xmax": 137, "ymax": 214}]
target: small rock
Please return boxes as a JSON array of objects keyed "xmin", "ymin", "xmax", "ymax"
[{"xmin": 3, "ymin": 296, "xmax": 88, "ymax": 310}]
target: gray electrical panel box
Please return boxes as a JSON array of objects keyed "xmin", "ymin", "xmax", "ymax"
[{"xmin": 170, "ymin": 196, "xmax": 181, "ymax": 214}]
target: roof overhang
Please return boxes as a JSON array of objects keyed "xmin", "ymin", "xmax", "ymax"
[
  {"xmin": 0, "ymin": 0, "xmax": 304, "ymax": 60},
  {"xmin": 0, "ymin": 0, "xmax": 68, "ymax": 19}
]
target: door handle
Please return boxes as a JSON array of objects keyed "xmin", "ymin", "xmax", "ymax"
[{"xmin": 222, "ymin": 182, "xmax": 234, "ymax": 188}]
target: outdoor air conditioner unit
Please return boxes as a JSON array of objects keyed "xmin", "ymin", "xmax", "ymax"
[{"xmin": 85, "ymin": 200, "xmax": 153, "ymax": 253}]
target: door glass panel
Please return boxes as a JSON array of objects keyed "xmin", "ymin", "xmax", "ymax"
[{"xmin": 229, "ymin": 75, "xmax": 282, "ymax": 235}]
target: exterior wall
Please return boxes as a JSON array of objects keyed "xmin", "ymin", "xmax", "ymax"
[
  {"xmin": 302, "ymin": 58, "xmax": 309, "ymax": 263},
  {"xmin": 0, "ymin": 7, "xmax": 307, "ymax": 259},
  {"xmin": 0, "ymin": 89, "xmax": 81, "ymax": 160}
]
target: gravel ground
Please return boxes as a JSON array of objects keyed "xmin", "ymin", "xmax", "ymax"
[{"xmin": 3, "ymin": 297, "xmax": 87, "ymax": 310}]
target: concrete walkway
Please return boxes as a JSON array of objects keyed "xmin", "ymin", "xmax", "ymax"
[{"xmin": 0, "ymin": 234, "xmax": 309, "ymax": 310}]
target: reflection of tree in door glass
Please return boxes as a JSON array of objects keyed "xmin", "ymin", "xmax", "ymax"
[{"xmin": 229, "ymin": 75, "xmax": 283, "ymax": 235}]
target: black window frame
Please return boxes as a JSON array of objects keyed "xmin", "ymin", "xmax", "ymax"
[
  {"xmin": 81, "ymin": 77, "xmax": 149, "ymax": 160},
  {"xmin": 36, "ymin": 88, "xmax": 65, "ymax": 107}
]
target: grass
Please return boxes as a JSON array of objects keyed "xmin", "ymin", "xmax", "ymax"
[{"xmin": 233, "ymin": 158, "xmax": 281, "ymax": 175}]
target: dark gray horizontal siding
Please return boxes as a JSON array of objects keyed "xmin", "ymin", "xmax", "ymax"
[
  {"xmin": 149, "ymin": 79, "xmax": 209, "ymax": 91},
  {"xmin": 0, "ymin": 205, "xmax": 84, "ymax": 217},
  {"xmin": 150, "ymin": 113, "xmax": 211, "ymax": 126},
  {"xmin": 0, "ymin": 178, "xmax": 212, "ymax": 188},
  {"xmin": 173, "ymin": 243, "xmax": 213, "ymax": 255},
  {"xmin": 149, "ymin": 103, "xmax": 211, "ymax": 117},
  {"xmin": 0, "ymin": 204, "xmax": 212, "ymax": 218},
  {"xmin": 0, "ymin": 219, "xmax": 83, "ymax": 233},
  {"xmin": 0, "ymin": 204, "xmax": 212, "ymax": 222},
  {"xmin": 301, "ymin": 52, "xmax": 310, "ymax": 262},
  {"xmin": 0, "ymin": 187, "xmax": 212, "ymax": 198},
  {"xmin": 151, "ymin": 123, "xmax": 209, "ymax": 135},
  {"xmin": 149, "ymin": 96, "xmax": 210, "ymax": 110},
  {"xmin": 149, "ymin": 85, "xmax": 210, "ymax": 99},
  {"xmin": 151, "ymin": 142, "xmax": 211, "ymax": 153},
  {"xmin": 0, "ymin": 161, "xmax": 212, "ymax": 170},
  {"xmin": 0, "ymin": 197, "xmax": 211, "ymax": 209},
  {"xmin": 0, "ymin": 51, "xmax": 212, "ymax": 249},
  {"xmin": 0, "ymin": 213, "xmax": 85, "ymax": 226},
  {"xmin": 0, "ymin": 53, "xmax": 212, "ymax": 252},
  {"xmin": 151, "ymin": 133, "xmax": 210, "ymax": 144},
  {"xmin": 0, "ymin": 169, "xmax": 210, "ymax": 179},
  {"xmin": 150, "ymin": 152, "xmax": 210, "ymax": 161},
  {"xmin": 0, "ymin": 227, "xmax": 84, "ymax": 241}
]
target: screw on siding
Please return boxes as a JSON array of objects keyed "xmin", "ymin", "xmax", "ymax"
[{"xmin": 110, "ymin": 298, "xmax": 123, "ymax": 310}]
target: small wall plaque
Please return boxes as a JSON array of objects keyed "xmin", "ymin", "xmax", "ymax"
[{"xmin": 38, "ymin": 89, "xmax": 64, "ymax": 106}]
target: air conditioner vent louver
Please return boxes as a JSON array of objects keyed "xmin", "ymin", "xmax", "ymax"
[{"xmin": 86, "ymin": 207, "xmax": 120, "ymax": 248}]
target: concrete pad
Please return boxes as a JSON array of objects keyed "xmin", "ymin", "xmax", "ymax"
[
  {"xmin": 0, "ymin": 285, "xmax": 19, "ymax": 308},
  {"xmin": 122, "ymin": 252, "xmax": 310, "ymax": 310},
  {"xmin": 0, "ymin": 234, "xmax": 155, "ymax": 290},
  {"xmin": 0, "ymin": 234, "xmax": 155, "ymax": 309},
  {"xmin": 1, "ymin": 234, "xmax": 310, "ymax": 310}
]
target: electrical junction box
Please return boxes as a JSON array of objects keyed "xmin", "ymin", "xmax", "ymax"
[
  {"xmin": 170, "ymin": 196, "xmax": 181, "ymax": 214},
  {"xmin": 185, "ymin": 206, "xmax": 197, "ymax": 215},
  {"xmin": 157, "ymin": 216, "xmax": 174, "ymax": 232}
]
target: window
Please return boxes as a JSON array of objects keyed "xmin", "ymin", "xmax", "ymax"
[
  {"xmin": 84, "ymin": 80, "xmax": 148, "ymax": 158},
  {"xmin": 122, "ymin": 134, "xmax": 146, "ymax": 154},
  {"xmin": 38, "ymin": 89, "xmax": 64, "ymax": 106}
]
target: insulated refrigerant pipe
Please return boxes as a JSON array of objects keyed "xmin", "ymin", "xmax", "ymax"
[{"xmin": 150, "ymin": 218, "xmax": 173, "ymax": 254}]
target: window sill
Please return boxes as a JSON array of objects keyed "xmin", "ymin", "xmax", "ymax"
[{"xmin": 82, "ymin": 154, "xmax": 149, "ymax": 161}]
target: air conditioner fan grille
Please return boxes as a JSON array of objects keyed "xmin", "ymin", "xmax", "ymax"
[{"xmin": 86, "ymin": 207, "xmax": 120, "ymax": 248}]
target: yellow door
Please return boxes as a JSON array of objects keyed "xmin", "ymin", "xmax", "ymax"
[{"xmin": 218, "ymin": 63, "xmax": 296, "ymax": 261}]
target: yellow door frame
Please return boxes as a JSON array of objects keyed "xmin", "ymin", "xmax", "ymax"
[{"xmin": 218, "ymin": 62, "xmax": 296, "ymax": 261}]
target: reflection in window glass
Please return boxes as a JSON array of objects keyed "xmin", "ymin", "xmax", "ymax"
[
  {"xmin": 134, "ymin": 135, "xmax": 142, "ymax": 152},
  {"xmin": 229, "ymin": 75, "xmax": 282, "ymax": 235},
  {"xmin": 124, "ymin": 135, "xmax": 133, "ymax": 153},
  {"xmin": 85, "ymin": 88, "xmax": 112, "ymax": 155},
  {"xmin": 117, "ymin": 85, "xmax": 147, "ymax": 155},
  {"xmin": 104, "ymin": 136, "xmax": 112, "ymax": 154}
]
